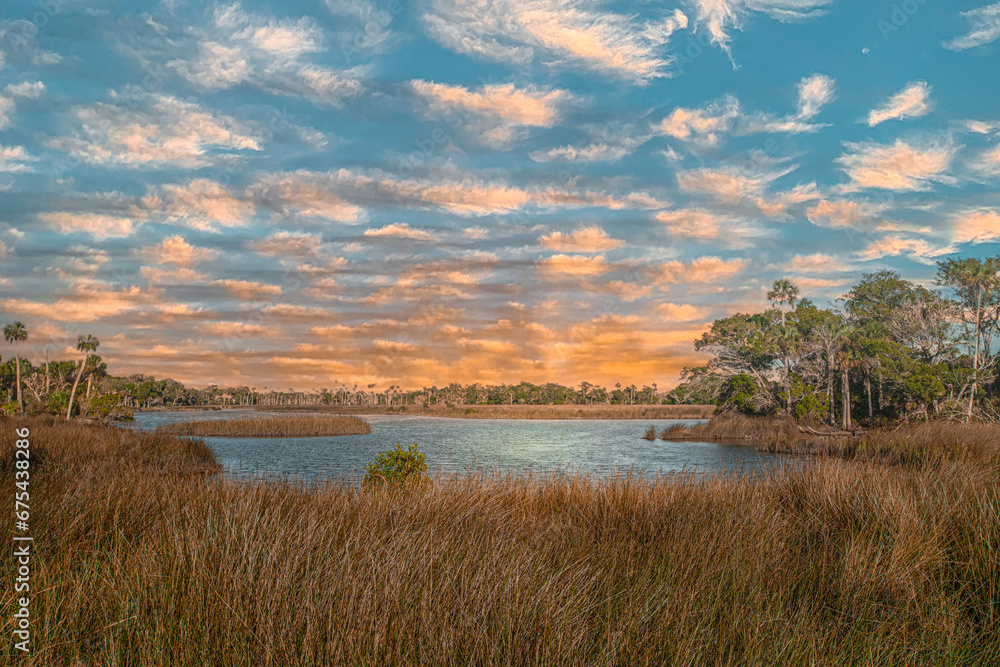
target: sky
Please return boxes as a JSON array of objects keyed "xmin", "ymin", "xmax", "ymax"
[{"xmin": 0, "ymin": 0, "xmax": 999, "ymax": 391}]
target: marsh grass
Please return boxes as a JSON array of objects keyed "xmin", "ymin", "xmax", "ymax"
[
  {"xmin": 259, "ymin": 403, "xmax": 715, "ymax": 420},
  {"xmin": 1, "ymin": 416, "xmax": 998, "ymax": 665},
  {"xmin": 154, "ymin": 415, "xmax": 371, "ymax": 438}
]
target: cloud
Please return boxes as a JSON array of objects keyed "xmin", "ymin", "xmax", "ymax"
[
  {"xmin": 686, "ymin": 0, "xmax": 832, "ymax": 56},
  {"xmin": 4, "ymin": 81, "xmax": 44, "ymax": 99},
  {"xmin": 421, "ymin": 0, "xmax": 689, "ymax": 83},
  {"xmin": 47, "ymin": 89, "xmax": 261, "ymax": 168},
  {"xmin": 0, "ymin": 143, "xmax": 34, "ymax": 172},
  {"xmin": 951, "ymin": 208, "xmax": 1000, "ymax": 245},
  {"xmin": 657, "ymin": 95, "xmax": 741, "ymax": 147},
  {"xmin": 251, "ymin": 232, "xmax": 323, "ymax": 257},
  {"xmin": 656, "ymin": 256, "xmax": 746, "ymax": 284},
  {"xmin": 529, "ymin": 136, "xmax": 649, "ymax": 163},
  {"xmin": 251, "ymin": 167, "xmax": 661, "ymax": 218},
  {"xmin": 676, "ymin": 163, "xmax": 795, "ymax": 203},
  {"xmin": 161, "ymin": 3, "xmax": 365, "ymax": 107},
  {"xmin": 796, "ymin": 74, "xmax": 836, "ymax": 119},
  {"xmin": 658, "ymin": 302, "xmax": 707, "ymax": 322},
  {"xmin": 836, "ymin": 138, "xmax": 958, "ymax": 191},
  {"xmin": 971, "ymin": 145, "xmax": 1000, "ymax": 177},
  {"xmin": 539, "ymin": 254, "xmax": 612, "ymax": 276},
  {"xmin": 657, "ymin": 75, "xmax": 834, "ymax": 147},
  {"xmin": 867, "ymin": 81, "xmax": 933, "ymax": 126},
  {"xmin": 944, "ymin": 3, "xmax": 1000, "ymax": 50},
  {"xmin": 786, "ymin": 253, "xmax": 849, "ymax": 274},
  {"xmin": 40, "ymin": 212, "xmax": 134, "ymax": 239},
  {"xmin": 540, "ymin": 226, "xmax": 623, "ymax": 253},
  {"xmin": 857, "ymin": 236, "xmax": 951, "ymax": 263},
  {"xmin": 363, "ymin": 223, "xmax": 437, "ymax": 241},
  {"xmin": 1, "ymin": 284, "xmax": 150, "ymax": 322},
  {"xmin": 139, "ymin": 236, "xmax": 218, "ymax": 266},
  {"xmin": 806, "ymin": 198, "xmax": 885, "ymax": 228},
  {"xmin": 411, "ymin": 80, "xmax": 570, "ymax": 147},
  {"xmin": 159, "ymin": 179, "xmax": 255, "ymax": 229},
  {"xmin": 252, "ymin": 172, "xmax": 366, "ymax": 223},
  {"xmin": 213, "ymin": 279, "xmax": 282, "ymax": 300}
]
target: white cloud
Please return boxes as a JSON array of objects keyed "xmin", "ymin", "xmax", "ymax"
[
  {"xmin": 686, "ymin": 0, "xmax": 832, "ymax": 56},
  {"xmin": 0, "ymin": 144, "xmax": 34, "ymax": 173},
  {"xmin": 4, "ymin": 81, "xmax": 44, "ymax": 99},
  {"xmin": 676, "ymin": 162, "xmax": 796, "ymax": 203},
  {"xmin": 364, "ymin": 223, "xmax": 437, "ymax": 241},
  {"xmin": 867, "ymin": 81, "xmax": 933, "ymax": 127},
  {"xmin": 857, "ymin": 236, "xmax": 952, "ymax": 264},
  {"xmin": 951, "ymin": 208, "xmax": 1000, "ymax": 245},
  {"xmin": 796, "ymin": 73, "xmax": 836, "ymax": 119},
  {"xmin": 836, "ymin": 138, "xmax": 958, "ymax": 191},
  {"xmin": 540, "ymin": 226, "xmax": 623, "ymax": 253},
  {"xmin": 139, "ymin": 236, "xmax": 218, "ymax": 266},
  {"xmin": 157, "ymin": 3, "xmax": 365, "ymax": 107},
  {"xmin": 421, "ymin": 0, "xmax": 689, "ymax": 83},
  {"xmin": 657, "ymin": 95, "xmax": 741, "ymax": 147},
  {"xmin": 40, "ymin": 212, "xmax": 135, "ymax": 239},
  {"xmin": 411, "ymin": 80, "xmax": 570, "ymax": 148},
  {"xmin": 944, "ymin": 3, "xmax": 1000, "ymax": 50},
  {"xmin": 47, "ymin": 89, "xmax": 261, "ymax": 168}
]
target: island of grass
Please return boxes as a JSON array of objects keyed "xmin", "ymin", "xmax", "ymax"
[
  {"xmin": 154, "ymin": 415, "xmax": 371, "ymax": 438},
  {"xmin": 3, "ymin": 415, "xmax": 999, "ymax": 664}
]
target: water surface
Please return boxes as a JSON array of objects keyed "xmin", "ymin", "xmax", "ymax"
[{"xmin": 134, "ymin": 410, "xmax": 780, "ymax": 481}]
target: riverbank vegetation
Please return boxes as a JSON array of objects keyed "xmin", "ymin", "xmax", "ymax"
[
  {"xmin": 3, "ymin": 416, "xmax": 998, "ymax": 665},
  {"xmin": 259, "ymin": 403, "xmax": 714, "ymax": 420},
  {"xmin": 669, "ymin": 258, "xmax": 1000, "ymax": 426},
  {"xmin": 154, "ymin": 415, "xmax": 371, "ymax": 438}
]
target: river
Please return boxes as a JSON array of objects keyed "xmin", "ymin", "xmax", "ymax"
[{"xmin": 133, "ymin": 409, "xmax": 781, "ymax": 481}]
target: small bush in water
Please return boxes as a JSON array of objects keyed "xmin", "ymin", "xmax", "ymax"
[{"xmin": 363, "ymin": 442, "xmax": 428, "ymax": 487}]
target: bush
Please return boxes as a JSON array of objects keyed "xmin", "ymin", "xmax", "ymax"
[
  {"xmin": 86, "ymin": 393, "xmax": 135, "ymax": 421},
  {"xmin": 363, "ymin": 442, "xmax": 428, "ymax": 487},
  {"xmin": 464, "ymin": 407, "xmax": 476, "ymax": 415}
]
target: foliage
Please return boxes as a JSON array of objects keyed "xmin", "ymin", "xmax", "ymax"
[
  {"xmin": 363, "ymin": 442, "xmax": 428, "ymax": 487},
  {"xmin": 85, "ymin": 393, "xmax": 135, "ymax": 421}
]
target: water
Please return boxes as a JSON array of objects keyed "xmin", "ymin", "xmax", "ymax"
[{"xmin": 133, "ymin": 409, "xmax": 781, "ymax": 481}]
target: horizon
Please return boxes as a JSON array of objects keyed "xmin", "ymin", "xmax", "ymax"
[{"xmin": 1, "ymin": 0, "xmax": 999, "ymax": 390}]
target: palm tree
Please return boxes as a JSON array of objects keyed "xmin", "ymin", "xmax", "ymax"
[
  {"xmin": 3, "ymin": 322, "xmax": 28, "ymax": 414},
  {"xmin": 767, "ymin": 279, "xmax": 800, "ymax": 325},
  {"xmin": 67, "ymin": 335, "xmax": 100, "ymax": 419}
]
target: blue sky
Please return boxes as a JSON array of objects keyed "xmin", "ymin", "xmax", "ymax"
[{"xmin": 0, "ymin": 0, "xmax": 998, "ymax": 390}]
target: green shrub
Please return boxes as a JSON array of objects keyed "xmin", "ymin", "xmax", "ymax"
[
  {"xmin": 464, "ymin": 407, "xmax": 476, "ymax": 415},
  {"xmin": 363, "ymin": 443, "xmax": 428, "ymax": 487},
  {"xmin": 85, "ymin": 393, "xmax": 135, "ymax": 421}
]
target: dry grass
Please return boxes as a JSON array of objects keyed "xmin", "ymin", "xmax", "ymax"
[
  {"xmin": 154, "ymin": 415, "xmax": 371, "ymax": 438},
  {"xmin": 260, "ymin": 403, "xmax": 714, "ymax": 420},
  {"xmin": 659, "ymin": 413, "xmax": 804, "ymax": 444},
  {"xmin": 1, "ymin": 416, "xmax": 999, "ymax": 665}
]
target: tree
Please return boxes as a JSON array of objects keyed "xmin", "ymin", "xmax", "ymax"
[
  {"xmin": 816, "ymin": 320, "xmax": 848, "ymax": 427},
  {"xmin": 3, "ymin": 322, "xmax": 27, "ymax": 414},
  {"xmin": 767, "ymin": 279, "xmax": 800, "ymax": 326},
  {"xmin": 937, "ymin": 257, "xmax": 1000, "ymax": 421},
  {"xmin": 771, "ymin": 325, "xmax": 801, "ymax": 412},
  {"xmin": 67, "ymin": 335, "xmax": 100, "ymax": 419}
]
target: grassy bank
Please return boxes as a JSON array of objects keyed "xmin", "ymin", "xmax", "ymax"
[
  {"xmin": 257, "ymin": 403, "xmax": 714, "ymax": 420},
  {"xmin": 2, "ymin": 417, "xmax": 998, "ymax": 665},
  {"xmin": 154, "ymin": 415, "xmax": 371, "ymax": 438}
]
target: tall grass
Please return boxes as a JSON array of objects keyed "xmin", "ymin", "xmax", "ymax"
[
  {"xmin": 154, "ymin": 415, "xmax": 371, "ymax": 437},
  {"xmin": 1, "ymin": 416, "xmax": 998, "ymax": 665},
  {"xmin": 259, "ymin": 403, "xmax": 715, "ymax": 420}
]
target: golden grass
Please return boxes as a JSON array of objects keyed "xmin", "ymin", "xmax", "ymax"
[
  {"xmin": 1, "ymin": 416, "xmax": 998, "ymax": 665},
  {"xmin": 259, "ymin": 403, "xmax": 715, "ymax": 420},
  {"xmin": 154, "ymin": 415, "xmax": 371, "ymax": 438}
]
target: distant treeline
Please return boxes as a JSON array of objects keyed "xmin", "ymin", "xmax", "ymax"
[{"xmin": 668, "ymin": 257, "xmax": 1000, "ymax": 425}]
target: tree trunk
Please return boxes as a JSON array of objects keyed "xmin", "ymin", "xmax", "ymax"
[
  {"xmin": 970, "ymin": 285, "xmax": 982, "ymax": 423},
  {"xmin": 45, "ymin": 350, "xmax": 50, "ymax": 394},
  {"xmin": 66, "ymin": 353, "xmax": 88, "ymax": 419},
  {"xmin": 86, "ymin": 374, "xmax": 93, "ymax": 399},
  {"xmin": 14, "ymin": 343, "xmax": 22, "ymax": 414},
  {"xmin": 842, "ymin": 367, "xmax": 852, "ymax": 430},
  {"xmin": 865, "ymin": 373, "xmax": 873, "ymax": 420}
]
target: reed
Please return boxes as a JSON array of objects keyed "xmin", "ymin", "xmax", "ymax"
[
  {"xmin": 1, "ymin": 416, "xmax": 998, "ymax": 665},
  {"xmin": 154, "ymin": 415, "xmax": 371, "ymax": 438},
  {"xmin": 259, "ymin": 403, "xmax": 715, "ymax": 420}
]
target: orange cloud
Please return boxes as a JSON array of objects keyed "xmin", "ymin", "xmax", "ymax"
[{"xmin": 540, "ymin": 226, "xmax": 623, "ymax": 252}]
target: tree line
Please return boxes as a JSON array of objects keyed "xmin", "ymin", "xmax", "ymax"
[
  {"xmin": 0, "ymin": 332, "xmax": 669, "ymax": 417},
  {"xmin": 667, "ymin": 256, "xmax": 1000, "ymax": 425}
]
